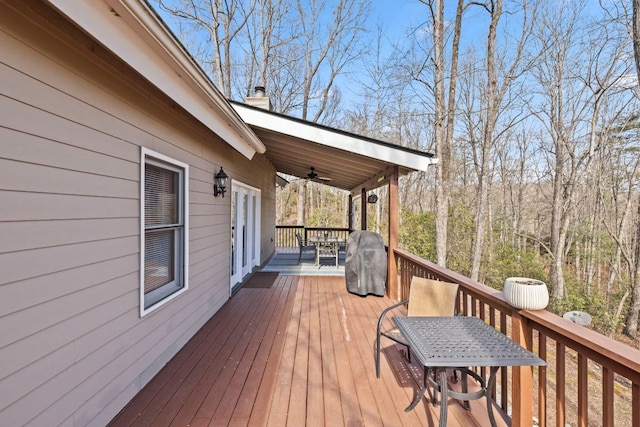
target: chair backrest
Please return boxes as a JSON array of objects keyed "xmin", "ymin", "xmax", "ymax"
[
  {"xmin": 296, "ymin": 232, "xmax": 303, "ymax": 246},
  {"xmin": 407, "ymin": 277, "xmax": 459, "ymax": 317}
]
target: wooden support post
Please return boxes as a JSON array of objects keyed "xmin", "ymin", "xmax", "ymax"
[
  {"xmin": 511, "ymin": 313, "xmax": 534, "ymax": 427},
  {"xmin": 388, "ymin": 168, "xmax": 399, "ymax": 300},
  {"xmin": 361, "ymin": 187, "xmax": 367, "ymax": 230},
  {"xmin": 348, "ymin": 194, "xmax": 353, "ymax": 232}
]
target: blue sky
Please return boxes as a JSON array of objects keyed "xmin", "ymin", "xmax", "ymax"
[{"xmin": 371, "ymin": 0, "xmax": 424, "ymax": 31}]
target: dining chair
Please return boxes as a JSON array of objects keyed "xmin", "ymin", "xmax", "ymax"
[
  {"xmin": 375, "ymin": 277, "xmax": 459, "ymax": 378},
  {"xmin": 316, "ymin": 239, "xmax": 339, "ymax": 268},
  {"xmin": 296, "ymin": 232, "xmax": 316, "ymax": 264}
]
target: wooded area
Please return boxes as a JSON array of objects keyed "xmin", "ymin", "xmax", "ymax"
[{"xmin": 153, "ymin": 0, "xmax": 640, "ymax": 343}]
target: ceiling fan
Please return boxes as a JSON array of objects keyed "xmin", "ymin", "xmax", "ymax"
[
  {"xmin": 306, "ymin": 167, "xmax": 332, "ymax": 182},
  {"xmin": 307, "ymin": 167, "xmax": 318, "ymax": 180}
]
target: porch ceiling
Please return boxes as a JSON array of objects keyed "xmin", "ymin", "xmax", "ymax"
[{"xmin": 230, "ymin": 101, "xmax": 437, "ymax": 194}]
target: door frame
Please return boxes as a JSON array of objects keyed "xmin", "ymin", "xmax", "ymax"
[{"xmin": 230, "ymin": 180, "xmax": 261, "ymax": 294}]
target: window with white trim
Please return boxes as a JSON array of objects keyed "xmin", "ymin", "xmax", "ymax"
[{"xmin": 140, "ymin": 148, "xmax": 188, "ymax": 316}]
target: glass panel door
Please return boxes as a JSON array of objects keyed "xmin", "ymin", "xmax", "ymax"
[
  {"xmin": 230, "ymin": 180, "xmax": 261, "ymax": 294},
  {"xmin": 231, "ymin": 191, "xmax": 237, "ymax": 277}
]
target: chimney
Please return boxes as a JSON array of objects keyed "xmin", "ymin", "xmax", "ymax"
[{"xmin": 245, "ymin": 85, "xmax": 272, "ymax": 111}]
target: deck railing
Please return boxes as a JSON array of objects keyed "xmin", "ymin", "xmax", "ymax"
[
  {"xmin": 275, "ymin": 225, "xmax": 351, "ymax": 247},
  {"xmin": 394, "ymin": 248, "xmax": 640, "ymax": 427}
]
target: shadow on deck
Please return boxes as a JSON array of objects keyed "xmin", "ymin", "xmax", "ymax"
[{"xmin": 109, "ymin": 271, "xmax": 507, "ymax": 426}]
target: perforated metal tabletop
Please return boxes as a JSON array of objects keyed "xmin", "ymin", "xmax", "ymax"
[
  {"xmin": 393, "ymin": 316, "xmax": 545, "ymax": 368},
  {"xmin": 392, "ymin": 316, "xmax": 545, "ymax": 427}
]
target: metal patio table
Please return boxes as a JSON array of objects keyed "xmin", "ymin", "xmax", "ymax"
[
  {"xmin": 309, "ymin": 236, "xmax": 343, "ymax": 268},
  {"xmin": 393, "ymin": 316, "xmax": 545, "ymax": 427}
]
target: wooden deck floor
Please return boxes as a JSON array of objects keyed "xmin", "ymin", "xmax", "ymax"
[{"xmin": 109, "ymin": 273, "xmax": 508, "ymax": 427}]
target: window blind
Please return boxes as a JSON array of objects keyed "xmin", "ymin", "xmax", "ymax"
[{"xmin": 144, "ymin": 163, "xmax": 180, "ymax": 295}]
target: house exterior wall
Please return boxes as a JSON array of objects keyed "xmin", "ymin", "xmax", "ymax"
[{"xmin": 0, "ymin": 2, "xmax": 275, "ymax": 426}]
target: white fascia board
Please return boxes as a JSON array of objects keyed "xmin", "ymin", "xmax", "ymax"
[
  {"xmin": 47, "ymin": 0, "xmax": 265, "ymax": 159},
  {"xmin": 233, "ymin": 103, "xmax": 438, "ymax": 172}
]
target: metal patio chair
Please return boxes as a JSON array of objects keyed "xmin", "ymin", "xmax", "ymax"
[
  {"xmin": 375, "ymin": 277, "xmax": 459, "ymax": 378},
  {"xmin": 296, "ymin": 232, "xmax": 316, "ymax": 263}
]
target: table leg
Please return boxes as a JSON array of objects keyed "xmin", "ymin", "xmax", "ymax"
[
  {"xmin": 485, "ymin": 366, "xmax": 499, "ymax": 427},
  {"xmin": 438, "ymin": 369, "xmax": 448, "ymax": 427},
  {"xmin": 404, "ymin": 366, "xmax": 428, "ymax": 412},
  {"xmin": 461, "ymin": 369, "xmax": 470, "ymax": 410}
]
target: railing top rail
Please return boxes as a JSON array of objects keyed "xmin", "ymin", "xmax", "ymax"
[
  {"xmin": 395, "ymin": 248, "xmax": 513, "ymax": 311},
  {"xmin": 303, "ymin": 226, "xmax": 351, "ymax": 231},
  {"xmin": 394, "ymin": 247, "xmax": 640, "ymax": 382},
  {"xmin": 525, "ymin": 309, "xmax": 640, "ymax": 380}
]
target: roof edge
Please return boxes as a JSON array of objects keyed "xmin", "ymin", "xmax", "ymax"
[
  {"xmin": 230, "ymin": 101, "xmax": 437, "ymax": 172},
  {"xmin": 47, "ymin": 0, "xmax": 266, "ymax": 158}
]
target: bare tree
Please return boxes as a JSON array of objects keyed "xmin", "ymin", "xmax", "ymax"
[
  {"xmin": 293, "ymin": 0, "xmax": 369, "ymax": 122},
  {"xmin": 599, "ymin": 120, "xmax": 640, "ymax": 336},
  {"xmin": 406, "ymin": 0, "xmax": 466, "ymax": 267},
  {"xmin": 155, "ymin": 0, "xmax": 253, "ymax": 97},
  {"xmin": 530, "ymin": 1, "xmax": 629, "ymax": 300},
  {"xmin": 240, "ymin": 0, "xmax": 292, "ymax": 96},
  {"xmin": 467, "ymin": 0, "xmax": 535, "ymax": 281},
  {"xmin": 623, "ymin": 0, "xmax": 640, "ymax": 339}
]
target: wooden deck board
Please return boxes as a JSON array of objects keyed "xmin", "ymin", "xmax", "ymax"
[
  {"xmin": 245, "ymin": 275, "xmax": 298, "ymax": 426},
  {"xmin": 287, "ymin": 276, "xmax": 312, "ymax": 427},
  {"xmin": 232, "ymin": 275, "xmax": 297, "ymax": 425},
  {"xmin": 109, "ymin": 272, "xmax": 507, "ymax": 427}
]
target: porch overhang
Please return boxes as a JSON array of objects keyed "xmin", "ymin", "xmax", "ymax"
[{"xmin": 230, "ymin": 102, "xmax": 437, "ymax": 194}]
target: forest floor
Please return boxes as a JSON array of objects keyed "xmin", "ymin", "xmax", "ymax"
[{"xmin": 614, "ymin": 332, "xmax": 640, "ymax": 349}]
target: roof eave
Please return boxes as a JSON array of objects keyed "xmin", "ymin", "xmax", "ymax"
[
  {"xmin": 231, "ymin": 102, "xmax": 437, "ymax": 172},
  {"xmin": 47, "ymin": 0, "xmax": 265, "ymax": 158}
]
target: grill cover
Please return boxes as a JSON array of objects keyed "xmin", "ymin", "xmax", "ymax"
[{"xmin": 345, "ymin": 230, "xmax": 387, "ymax": 296}]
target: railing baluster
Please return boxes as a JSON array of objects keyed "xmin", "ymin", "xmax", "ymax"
[
  {"xmin": 633, "ymin": 382, "xmax": 639, "ymax": 427},
  {"xmin": 556, "ymin": 342, "xmax": 566, "ymax": 427},
  {"xmin": 602, "ymin": 366, "xmax": 613, "ymax": 427},
  {"xmin": 539, "ymin": 332, "xmax": 547, "ymax": 427},
  {"xmin": 392, "ymin": 248, "xmax": 640, "ymax": 427},
  {"xmin": 577, "ymin": 353, "xmax": 588, "ymax": 427},
  {"xmin": 501, "ymin": 311, "xmax": 508, "ymax": 412},
  {"xmin": 276, "ymin": 225, "xmax": 353, "ymax": 248}
]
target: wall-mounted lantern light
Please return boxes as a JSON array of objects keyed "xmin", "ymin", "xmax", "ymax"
[{"xmin": 213, "ymin": 167, "xmax": 228, "ymax": 197}]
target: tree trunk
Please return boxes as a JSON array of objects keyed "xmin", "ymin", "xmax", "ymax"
[
  {"xmin": 432, "ymin": 0, "xmax": 464, "ymax": 267},
  {"xmin": 623, "ymin": 197, "xmax": 640, "ymax": 338},
  {"xmin": 550, "ymin": 143, "xmax": 566, "ymax": 299},
  {"xmin": 470, "ymin": 0, "xmax": 501, "ymax": 281},
  {"xmin": 622, "ymin": 0, "xmax": 640, "ymax": 338}
]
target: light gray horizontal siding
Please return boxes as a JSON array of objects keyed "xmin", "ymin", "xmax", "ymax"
[
  {"xmin": 0, "ymin": 289, "xmax": 137, "ymax": 410},
  {"xmin": 0, "ymin": 158, "xmax": 137, "ymax": 197},
  {"xmin": 0, "ymin": 3, "xmax": 275, "ymax": 426},
  {"xmin": 0, "ymin": 269, "xmax": 137, "ymax": 353},
  {"xmin": 0, "ymin": 236, "xmax": 139, "ymax": 285},
  {"xmin": 0, "ymin": 218, "xmax": 138, "ymax": 254},
  {"xmin": 0, "ymin": 85, "xmax": 143, "ymax": 164},
  {"xmin": 0, "ymin": 191, "xmax": 140, "ymax": 222},
  {"xmin": 0, "ymin": 255, "xmax": 139, "ymax": 317},
  {"xmin": 0, "ymin": 124, "xmax": 138, "ymax": 178}
]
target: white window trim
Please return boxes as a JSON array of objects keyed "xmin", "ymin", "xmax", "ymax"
[{"xmin": 140, "ymin": 147, "xmax": 189, "ymax": 317}]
